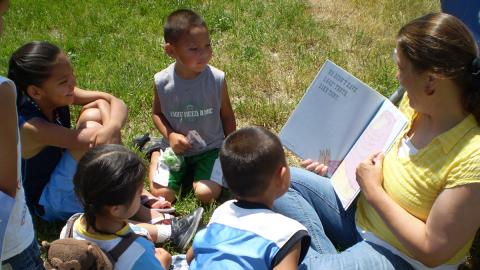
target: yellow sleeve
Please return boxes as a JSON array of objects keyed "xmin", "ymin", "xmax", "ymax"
[{"xmin": 446, "ymin": 153, "xmax": 480, "ymax": 188}]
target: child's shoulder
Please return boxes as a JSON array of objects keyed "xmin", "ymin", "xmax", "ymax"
[
  {"xmin": 154, "ymin": 63, "xmax": 176, "ymax": 84},
  {"xmin": 211, "ymin": 200, "xmax": 307, "ymax": 232},
  {"xmin": 205, "ymin": 64, "xmax": 224, "ymax": 75}
]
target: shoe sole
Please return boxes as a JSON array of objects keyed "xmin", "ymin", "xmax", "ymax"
[{"xmin": 177, "ymin": 207, "xmax": 204, "ymax": 252}]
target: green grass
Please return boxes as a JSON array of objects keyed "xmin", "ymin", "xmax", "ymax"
[{"xmin": 7, "ymin": 0, "xmax": 479, "ymax": 267}]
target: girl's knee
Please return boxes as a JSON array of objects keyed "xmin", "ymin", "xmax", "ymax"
[{"xmin": 77, "ymin": 107, "xmax": 102, "ymax": 128}]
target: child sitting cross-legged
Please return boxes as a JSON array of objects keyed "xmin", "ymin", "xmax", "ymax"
[
  {"xmin": 187, "ymin": 126, "xmax": 311, "ymax": 269},
  {"xmin": 61, "ymin": 144, "xmax": 204, "ymax": 270}
]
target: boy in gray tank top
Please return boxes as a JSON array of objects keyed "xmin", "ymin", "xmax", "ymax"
[{"xmin": 149, "ymin": 9, "xmax": 236, "ymax": 204}]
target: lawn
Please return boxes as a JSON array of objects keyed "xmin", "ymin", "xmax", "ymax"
[{"xmin": 6, "ymin": 0, "xmax": 478, "ymax": 268}]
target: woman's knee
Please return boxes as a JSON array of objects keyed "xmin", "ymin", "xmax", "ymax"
[{"xmin": 290, "ymin": 167, "xmax": 333, "ymax": 193}]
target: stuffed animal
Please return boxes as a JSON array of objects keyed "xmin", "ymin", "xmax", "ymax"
[{"xmin": 42, "ymin": 238, "xmax": 113, "ymax": 270}]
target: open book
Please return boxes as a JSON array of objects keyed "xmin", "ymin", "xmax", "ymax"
[{"xmin": 279, "ymin": 60, "xmax": 408, "ymax": 209}]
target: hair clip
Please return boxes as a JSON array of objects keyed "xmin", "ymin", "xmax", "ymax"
[{"xmin": 472, "ymin": 57, "xmax": 480, "ymax": 78}]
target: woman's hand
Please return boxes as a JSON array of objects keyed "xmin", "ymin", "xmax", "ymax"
[
  {"xmin": 168, "ymin": 132, "xmax": 192, "ymax": 154},
  {"xmin": 356, "ymin": 152, "xmax": 385, "ymax": 202},
  {"xmin": 301, "ymin": 159, "xmax": 329, "ymax": 176}
]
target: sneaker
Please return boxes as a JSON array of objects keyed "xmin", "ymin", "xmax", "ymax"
[
  {"xmin": 133, "ymin": 133, "xmax": 150, "ymax": 150},
  {"xmin": 143, "ymin": 137, "xmax": 169, "ymax": 159},
  {"xmin": 170, "ymin": 207, "xmax": 204, "ymax": 252}
]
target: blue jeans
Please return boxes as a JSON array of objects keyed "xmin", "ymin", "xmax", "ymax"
[
  {"xmin": 272, "ymin": 167, "xmax": 414, "ymax": 269},
  {"xmin": 2, "ymin": 239, "xmax": 45, "ymax": 270}
]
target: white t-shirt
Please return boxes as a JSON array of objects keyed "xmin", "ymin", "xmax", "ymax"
[{"xmin": 0, "ymin": 77, "xmax": 35, "ymax": 261}]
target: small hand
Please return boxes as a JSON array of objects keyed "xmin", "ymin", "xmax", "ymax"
[
  {"xmin": 356, "ymin": 152, "xmax": 385, "ymax": 201},
  {"xmin": 168, "ymin": 132, "xmax": 192, "ymax": 154},
  {"xmin": 301, "ymin": 159, "xmax": 329, "ymax": 176},
  {"xmin": 80, "ymin": 100, "xmax": 100, "ymax": 112}
]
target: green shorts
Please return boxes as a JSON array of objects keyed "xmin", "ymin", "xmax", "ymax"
[{"xmin": 168, "ymin": 148, "xmax": 219, "ymax": 192}]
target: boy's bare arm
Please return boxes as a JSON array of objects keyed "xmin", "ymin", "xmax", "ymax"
[
  {"xmin": 219, "ymin": 80, "xmax": 236, "ymax": 136},
  {"xmin": 152, "ymin": 85, "xmax": 191, "ymax": 153},
  {"xmin": 0, "ymin": 83, "xmax": 19, "ymax": 197},
  {"xmin": 152, "ymin": 85, "xmax": 173, "ymax": 138},
  {"xmin": 273, "ymin": 241, "xmax": 302, "ymax": 270}
]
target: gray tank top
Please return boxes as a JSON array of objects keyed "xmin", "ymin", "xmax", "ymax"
[{"xmin": 154, "ymin": 63, "xmax": 225, "ymax": 156}]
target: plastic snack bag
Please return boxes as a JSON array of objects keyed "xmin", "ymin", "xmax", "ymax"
[
  {"xmin": 159, "ymin": 147, "xmax": 184, "ymax": 172},
  {"xmin": 187, "ymin": 130, "xmax": 207, "ymax": 150}
]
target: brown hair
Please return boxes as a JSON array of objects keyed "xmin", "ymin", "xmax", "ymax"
[
  {"xmin": 220, "ymin": 126, "xmax": 286, "ymax": 198},
  {"xmin": 397, "ymin": 12, "xmax": 480, "ymax": 122},
  {"xmin": 164, "ymin": 9, "xmax": 207, "ymax": 44}
]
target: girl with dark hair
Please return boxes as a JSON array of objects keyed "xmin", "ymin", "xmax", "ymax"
[
  {"xmin": 8, "ymin": 41, "xmax": 128, "ymax": 221},
  {"xmin": 68, "ymin": 144, "xmax": 172, "ymax": 270},
  {"xmin": 273, "ymin": 13, "xmax": 480, "ymax": 269},
  {"xmin": 66, "ymin": 144, "xmax": 204, "ymax": 269}
]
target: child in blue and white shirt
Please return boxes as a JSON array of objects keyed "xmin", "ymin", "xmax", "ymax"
[{"xmin": 188, "ymin": 127, "xmax": 311, "ymax": 269}]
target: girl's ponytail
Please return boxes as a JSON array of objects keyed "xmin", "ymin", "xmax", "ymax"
[
  {"xmin": 73, "ymin": 144, "xmax": 146, "ymax": 235},
  {"xmin": 7, "ymin": 41, "xmax": 60, "ymax": 107}
]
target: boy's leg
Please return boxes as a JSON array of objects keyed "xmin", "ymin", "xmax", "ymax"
[
  {"xmin": 2, "ymin": 239, "xmax": 45, "ymax": 270},
  {"xmin": 193, "ymin": 180, "xmax": 221, "ymax": 204},
  {"xmin": 148, "ymin": 151, "xmax": 176, "ymax": 203},
  {"xmin": 191, "ymin": 149, "xmax": 222, "ymax": 204}
]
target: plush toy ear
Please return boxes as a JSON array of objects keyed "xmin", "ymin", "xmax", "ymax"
[{"xmin": 41, "ymin": 241, "xmax": 51, "ymax": 252}]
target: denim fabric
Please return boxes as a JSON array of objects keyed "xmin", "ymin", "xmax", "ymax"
[
  {"xmin": 2, "ymin": 239, "xmax": 45, "ymax": 270},
  {"xmin": 273, "ymin": 167, "xmax": 414, "ymax": 270}
]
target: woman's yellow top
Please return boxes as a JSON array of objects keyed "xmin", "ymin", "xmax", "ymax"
[{"xmin": 356, "ymin": 97, "xmax": 480, "ymax": 264}]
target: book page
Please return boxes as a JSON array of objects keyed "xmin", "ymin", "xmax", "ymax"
[
  {"xmin": 0, "ymin": 191, "xmax": 15, "ymax": 263},
  {"xmin": 280, "ymin": 60, "xmax": 385, "ymax": 175},
  {"xmin": 331, "ymin": 100, "xmax": 408, "ymax": 209}
]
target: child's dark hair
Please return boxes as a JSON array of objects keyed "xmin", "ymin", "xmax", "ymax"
[
  {"xmin": 220, "ymin": 126, "xmax": 286, "ymax": 198},
  {"xmin": 164, "ymin": 9, "xmax": 207, "ymax": 44},
  {"xmin": 397, "ymin": 12, "xmax": 480, "ymax": 123},
  {"xmin": 73, "ymin": 144, "xmax": 146, "ymax": 234},
  {"xmin": 7, "ymin": 41, "xmax": 61, "ymax": 107}
]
